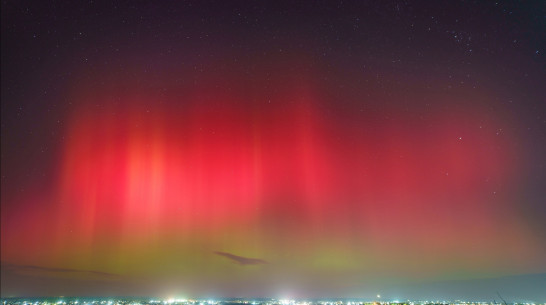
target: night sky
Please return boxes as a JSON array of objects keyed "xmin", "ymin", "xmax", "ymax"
[{"xmin": 1, "ymin": 0, "xmax": 546, "ymax": 301}]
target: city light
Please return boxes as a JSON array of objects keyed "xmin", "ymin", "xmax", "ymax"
[{"xmin": 1, "ymin": 298, "xmax": 542, "ymax": 305}]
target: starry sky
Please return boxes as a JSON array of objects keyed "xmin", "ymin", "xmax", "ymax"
[{"xmin": 1, "ymin": 0, "xmax": 546, "ymax": 301}]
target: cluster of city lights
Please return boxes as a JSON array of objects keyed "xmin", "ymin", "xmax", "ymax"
[{"xmin": 1, "ymin": 299, "xmax": 543, "ymax": 305}]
